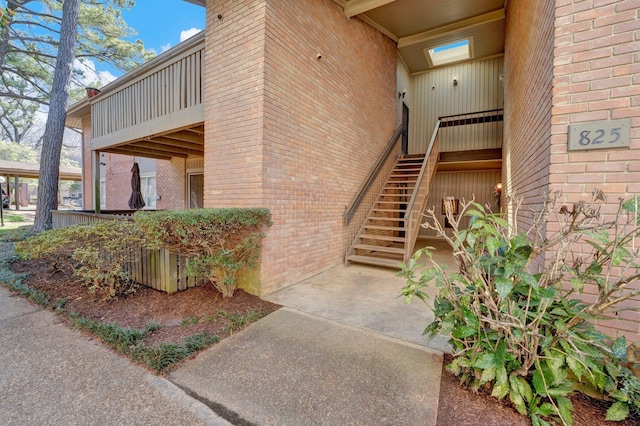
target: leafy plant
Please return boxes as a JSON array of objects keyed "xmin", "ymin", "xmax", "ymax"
[
  {"xmin": 15, "ymin": 220, "xmax": 146, "ymax": 298},
  {"xmin": 400, "ymin": 192, "xmax": 640, "ymax": 425},
  {"xmin": 135, "ymin": 208, "xmax": 272, "ymax": 298}
]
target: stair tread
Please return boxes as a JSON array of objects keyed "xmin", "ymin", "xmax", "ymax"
[
  {"xmin": 360, "ymin": 234, "xmax": 406, "ymax": 242},
  {"xmin": 372, "ymin": 208, "xmax": 406, "ymax": 212},
  {"xmin": 347, "ymin": 255, "xmax": 403, "ymax": 268},
  {"xmin": 364, "ymin": 224, "xmax": 405, "ymax": 231},
  {"xmin": 367, "ymin": 217, "xmax": 406, "ymax": 222},
  {"xmin": 389, "ymin": 173, "xmax": 419, "ymax": 178},
  {"xmin": 353, "ymin": 244, "xmax": 404, "ymax": 254}
]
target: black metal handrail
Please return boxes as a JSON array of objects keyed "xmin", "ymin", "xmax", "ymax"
[
  {"xmin": 438, "ymin": 108, "xmax": 504, "ymax": 128},
  {"xmin": 344, "ymin": 125, "xmax": 403, "ymax": 225}
]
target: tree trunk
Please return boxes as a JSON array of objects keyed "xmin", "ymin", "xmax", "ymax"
[{"xmin": 32, "ymin": 0, "xmax": 79, "ymax": 233}]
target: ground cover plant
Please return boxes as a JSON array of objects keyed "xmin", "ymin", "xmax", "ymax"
[{"xmin": 401, "ymin": 191, "xmax": 640, "ymax": 425}]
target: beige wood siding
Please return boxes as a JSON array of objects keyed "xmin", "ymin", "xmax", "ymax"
[
  {"xmin": 91, "ymin": 39, "xmax": 204, "ymax": 150},
  {"xmin": 420, "ymin": 170, "xmax": 502, "ymax": 237},
  {"xmin": 410, "ymin": 56, "xmax": 504, "ymax": 154}
]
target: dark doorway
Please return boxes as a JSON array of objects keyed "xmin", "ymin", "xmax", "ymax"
[{"xmin": 401, "ymin": 102, "xmax": 409, "ymax": 155}]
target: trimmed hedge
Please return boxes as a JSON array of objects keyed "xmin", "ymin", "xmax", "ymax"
[{"xmin": 135, "ymin": 208, "xmax": 272, "ymax": 297}]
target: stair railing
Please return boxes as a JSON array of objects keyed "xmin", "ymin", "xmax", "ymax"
[
  {"xmin": 403, "ymin": 120, "xmax": 441, "ymax": 262},
  {"xmin": 344, "ymin": 124, "xmax": 404, "ymax": 225}
]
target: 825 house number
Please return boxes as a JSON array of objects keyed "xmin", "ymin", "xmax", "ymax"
[{"xmin": 568, "ymin": 119, "xmax": 631, "ymax": 151}]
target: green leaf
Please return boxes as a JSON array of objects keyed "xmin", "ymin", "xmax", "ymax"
[
  {"xmin": 566, "ymin": 355, "xmax": 586, "ymax": 382},
  {"xmin": 612, "ymin": 336, "xmax": 627, "ymax": 362},
  {"xmin": 570, "ymin": 277, "xmax": 584, "ymax": 292},
  {"xmin": 605, "ymin": 401, "xmax": 630, "ymax": 421},
  {"xmin": 509, "ymin": 375, "xmax": 532, "ymax": 415},
  {"xmin": 509, "ymin": 382, "xmax": 527, "ymax": 415},
  {"xmin": 479, "ymin": 365, "xmax": 496, "ymax": 385},
  {"xmin": 536, "ymin": 402, "xmax": 556, "ymax": 417},
  {"xmin": 556, "ymin": 396, "xmax": 574, "ymax": 426},
  {"xmin": 452, "ymin": 325, "xmax": 477, "ymax": 339},
  {"xmin": 465, "ymin": 231, "xmax": 476, "ymax": 248},
  {"xmin": 531, "ymin": 415, "xmax": 551, "ymax": 426},
  {"xmin": 494, "ymin": 341, "xmax": 506, "ymax": 367},
  {"xmin": 462, "ymin": 307, "xmax": 480, "ymax": 329},
  {"xmin": 486, "ymin": 236, "xmax": 500, "ymax": 255},
  {"xmin": 495, "ymin": 276, "xmax": 513, "ymax": 300},
  {"xmin": 474, "ymin": 353, "xmax": 495, "ymax": 369},
  {"xmin": 491, "ymin": 366, "xmax": 509, "ymax": 399}
]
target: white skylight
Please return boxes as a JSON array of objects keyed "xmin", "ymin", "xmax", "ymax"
[{"xmin": 425, "ymin": 38, "xmax": 473, "ymax": 67}]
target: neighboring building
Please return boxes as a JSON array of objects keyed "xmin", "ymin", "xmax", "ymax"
[{"xmin": 66, "ymin": 0, "xmax": 640, "ymax": 340}]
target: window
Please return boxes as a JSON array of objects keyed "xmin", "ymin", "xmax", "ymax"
[
  {"xmin": 140, "ymin": 174, "xmax": 156, "ymax": 209},
  {"xmin": 189, "ymin": 173, "xmax": 204, "ymax": 209},
  {"xmin": 99, "ymin": 179, "xmax": 106, "ymax": 209},
  {"xmin": 425, "ymin": 38, "xmax": 473, "ymax": 68}
]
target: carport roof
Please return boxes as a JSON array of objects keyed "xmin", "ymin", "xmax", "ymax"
[{"xmin": 0, "ymin": 160, "xmax": 82, "ymax": 181}]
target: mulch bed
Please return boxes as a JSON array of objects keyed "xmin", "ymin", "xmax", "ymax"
[{"xmin": 8, "ymin": 258, "xmax": 280, "ymax": 351}]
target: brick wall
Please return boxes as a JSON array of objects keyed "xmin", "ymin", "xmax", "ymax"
[
  {"xmin": 552, "ymin": 0, "xmax": 640, "ymax": 340},
  {"xmin": 156, "ymin": 157, "xmax": 186, "ymax": 210},
  {"xmin": 202, "ymin": 0, "xmax": 398, "ymax": 294},
  {"xmin": 503, "ymin": 0, "xmax": 555, "ymax": 232},
  {"xmin": 260, "ymin": 0, "xmax": 397, "ymax": 293},
  {"xmin": 103, "ymin": 153, "xmax": 136, "ymax": 210},
  {"xmin": 203, "ymin": 0, "xmax": 267, "ymax": 209}
]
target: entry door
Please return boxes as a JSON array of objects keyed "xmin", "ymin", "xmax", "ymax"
[{"xmin": 401, "ymin": 102, "xmax": 409, "ymax": 154}]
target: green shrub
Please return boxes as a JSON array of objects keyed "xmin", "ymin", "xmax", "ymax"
[
  {"xmin": 15, "ymin": 220, "xmax": 146, "ymax": 298},
  {"xmin": 400, "ymin": 192, "xmax": 640, "ymax": 425},
  {"xmin": 135, "ymin": 208, "xmax": 272, "ymax": 298}
]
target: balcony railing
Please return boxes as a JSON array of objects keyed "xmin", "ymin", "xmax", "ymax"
[{"xmin": 90, "ymin": 32, "xmax": 205, "ymax": 151}]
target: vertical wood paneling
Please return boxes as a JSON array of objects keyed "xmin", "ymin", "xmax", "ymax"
[
  {"xmin": 410, "ymin": 56, "xmax": 504, "ymax": 154},
  {"xmin": 419, "ymin": 170, "xmax": 502, "ymax": 236},
  {"xmin": 90, "ymin": 44, "xmax": 203, "ymax": 139}
]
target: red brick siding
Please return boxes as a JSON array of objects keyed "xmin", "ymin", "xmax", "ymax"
[
  {"xmin": 552, "ymin": 0, "xmax": 640, "ymax": 340},
  {"xmin": 260, "ymin": 0, "xmax": 397, "ymax": 293},
  {"xmin": 202, "ymin": 0, "xmax": 397, "ymax": 294},
  {"xmin": 102, "ymin": 153, "xmax": 135, "ymax": 210},
  {"xmin": 156, "ymin": 157, "xmax": 186, "ymax": 210},
  {"xmin": 203, "ymin": 0, "xmax": 267, "ymax": 209},
  {"xmin": 503, "ymin": 0, "xmax": 555, "ymax": 232}
]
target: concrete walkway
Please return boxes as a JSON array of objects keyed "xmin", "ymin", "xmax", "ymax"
[
  {"xmin": 0, "ymin": 238, "xmax": 452, "ymax": 425},
  {"xmin": 0, "ymin": 287, "xmax": 229, "ymax": 425}
]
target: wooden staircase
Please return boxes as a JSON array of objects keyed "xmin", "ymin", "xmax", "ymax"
[{"xmin": 346, "ymin": 154, "xmax": 426, "ymax": 268}]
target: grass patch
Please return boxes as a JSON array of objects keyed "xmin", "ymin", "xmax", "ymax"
[
  {"xmin": 70, "ymin": 315, "xmax": 219, "ymax": 372},
  {"xmin": 4, "ymin": 214, "xmax": 26, "ymax": 223},
  {"xmin": 133, "ymin": 332, "xmax": 220, "ymax": 372},
  {"xmin": 0, "ymin": 267, "xmax": 50, "ymax": 307},
  {"xmin": 223, "ymin": 309, "xmax": 265, "ymax": 335},
  {"xmin": 0, "ymin": 225, "xmax": 34, "ymax": 242},
  {"xmin": 180, "ymin": 315, "xmax": 200, "ymax": 327}
]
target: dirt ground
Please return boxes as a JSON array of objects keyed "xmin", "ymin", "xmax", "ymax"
[{"xmin": 7, "ymin": 257, "xmax": 640, "ymax": 425}]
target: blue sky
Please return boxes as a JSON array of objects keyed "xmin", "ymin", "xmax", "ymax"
[
  {"xmin": 122, "ymin": 0, "xmax": 205, "ymax": 55},
  {"xmin": 104, "ymin": 0, "xmax": 206, "ymax": 78}
]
